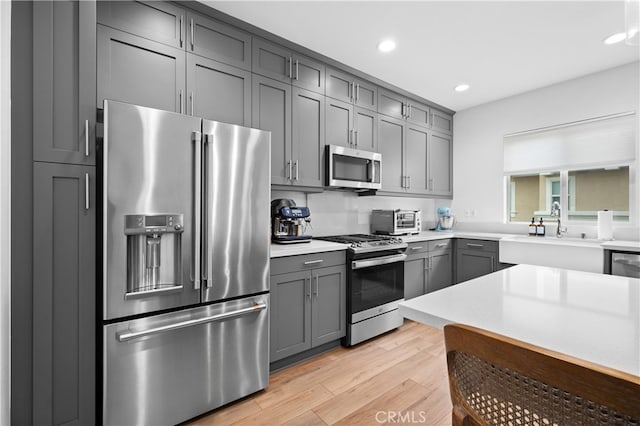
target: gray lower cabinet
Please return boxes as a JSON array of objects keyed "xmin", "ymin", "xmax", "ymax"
[
  {"xmin": 33, "ymin": 0, "xmax": 96, "ymax": 165},
  {"xmin": 33, "ymin": 162, "xmax": 96, "ymax": 425},
  {"xmin": 405, "ymin": 240, "xmax": 453, "ymax": 299},
  {"xmin": 455, "ymin": 239, "xmax": 498, "ymax": 283},
  {"xmin": 252, "ymin": 75, "xmax": 324, "ymax": 188},
  {"xmin": 97, "ymin": 24, "xmax": 185, "ymax": 112},
  {"xmin": 252, "ymin": 37, "xmax": 325, "ymax": 94},
  {"xmin": 270, "ymin": 252, "xmax": 346, "ymax": 362},
  {"xmin": 187, "ymin": 54, "xmax": 251, "ymax": 125}
]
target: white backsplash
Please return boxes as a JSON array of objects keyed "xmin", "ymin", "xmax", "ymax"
[{"xmin": 271, "ymin": 189, "xmax": 450, "ymax": 236}]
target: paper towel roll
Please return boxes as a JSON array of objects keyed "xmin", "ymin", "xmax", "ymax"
[{"xmin": 597, "ymin": 210, "xmax": 613, "ymax": 240}]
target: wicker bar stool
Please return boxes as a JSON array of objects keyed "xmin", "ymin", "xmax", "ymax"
[{"xmin": 444, "ymin": 324, "xmax": 640, "ymax": 426}]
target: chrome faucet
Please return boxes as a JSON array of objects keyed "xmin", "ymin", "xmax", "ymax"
[{"xmin": 550, "ymin": 201, "xmax": 567, "ymax": 237}]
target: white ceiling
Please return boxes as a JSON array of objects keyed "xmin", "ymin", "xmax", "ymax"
[{"xmin": 203, "ymin": 1, "xmax": 639, "ymax": 112}]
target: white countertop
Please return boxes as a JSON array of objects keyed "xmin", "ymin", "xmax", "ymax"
[
  {"xmin": 601, "ymin": 240, "xmax": 640, "ymax": 253},
  {"xmin": 399, "ymin": 264, "xmax": 640, "ymax": 377},
  {"xmin": 270, "ymin": 240, "xmax": 349, "ymax": 258}
]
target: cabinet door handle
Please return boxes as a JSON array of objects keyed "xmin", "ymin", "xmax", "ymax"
[
  {"xmin": 401, "ymin": 103, "xmax": 405, "ymax": 118},
  {"xmin": 179, "ymin": 15, "xmax": 183, "ymax": 47},
  {"xmin": 306, "ymin": 278, "xmax": 311, "ymax": 299},
  {"xmin": 303, "ymin": 259, "xmax": 324, "ymax": 265},
  {"xmin": 190, "ymin": 92, "xmax": 194, "ymax": 116},
  {"xmin": 84, "ymin": 173, "xmax": 90, "ymax": 210},
  {"xmin": 435, "ymin": 243, "xmax": 448, "ymax": 249},
  {"xmin": 179, "ymin": 90, "xmax": 183, "ymax": 114},
  {"xmin": 190, "ymin": 18, "xmax": 194, "ymax": 50},
  {"xmin": 295, "ymin": 59, "xmax": 299, "ymax": 80},
  {"xmin": 313, "ymin": 275, "xmax": 319, "ymax": 297},
  {"xmin": 466, "ymin": 243, "xmax": 484, "ymax": 248},
  {"xmin": 407, "ymin": 175, "xmax": 411, "ymax": 189},
  {"xmin": 410, "ymin": 246, "xmax": 424, "ymax": 251},
  {"xmin": 408, "ymin": 104, "xmax": 412, "ymax": 119},
  {"xmin": 349, "ymin": 129, "xmax": 353, "ymax": 146},
  {"xmin": 84, "ymin": 119, "xmax": 89, "ymax": 157},
  {"xmin": 288, "ymin": 57, "xmax": 293, "ymax": 79},
  {"xmin": 294, "ymin": 160, "xmax": 299, "ymax": 181},
  {"xmin": 287, "ymin": 160, "xmax": 292, "ymax": 180},
  {"xmin": 355, "ymin": 83, "xmax": 360, "ymax": 103},
  {"xmin": 354, "ymin": 129, "xmax": 359, "ymax": 147}
]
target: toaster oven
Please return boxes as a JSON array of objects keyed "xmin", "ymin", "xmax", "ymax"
[{"xmin": 371, "ymin": 209, "xmax": 422, "ymax": 235}]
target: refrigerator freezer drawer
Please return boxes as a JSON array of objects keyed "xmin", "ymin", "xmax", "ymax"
[{"xmin": 103, "ymin": 295, "xmax": 269, "ymax": 426}]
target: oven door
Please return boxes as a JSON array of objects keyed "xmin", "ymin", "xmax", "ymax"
[{"xmin": 350, "ymin": 253, "xmax": 406, "ymax": 316}]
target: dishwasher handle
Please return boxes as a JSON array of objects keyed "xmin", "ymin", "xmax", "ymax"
[{"xmin": 116, "ymin": 302, "xmax": 267, "ymax": 342}]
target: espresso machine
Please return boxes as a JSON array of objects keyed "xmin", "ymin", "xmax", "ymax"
[{"xmin": 271, "ymin": 199, "xmax": 312, "ymax": 244}]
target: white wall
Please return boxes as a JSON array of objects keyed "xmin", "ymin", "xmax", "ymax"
[
  {"xmin": 452, "ymin": 61, "xmax": 640, "ymax": 240},
  {"xmin": 271, "ymin": 189, "xmax": 447, "ymax": 236},
  {"xmin": 0, "ymin": 1, "xmax": 11, "ymax": 423}
]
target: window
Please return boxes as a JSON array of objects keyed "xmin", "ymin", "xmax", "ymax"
[{"xmin": 504, "ymin": 113, "xmax": 636, "ymax": 224}]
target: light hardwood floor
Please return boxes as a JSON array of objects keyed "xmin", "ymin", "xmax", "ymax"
[{"xmin": 187, "ymin": 321, "xmax": 452, "ymax": 425}]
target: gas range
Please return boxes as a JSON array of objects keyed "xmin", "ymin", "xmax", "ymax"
[{"xmin": 315, "ymin": 234, "xmax": 407, "ymax": 255}]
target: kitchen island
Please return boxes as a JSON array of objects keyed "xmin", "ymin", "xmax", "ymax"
[{"xmin": 399, "ymin": 264, "xmax": 640, "ymax": 377}]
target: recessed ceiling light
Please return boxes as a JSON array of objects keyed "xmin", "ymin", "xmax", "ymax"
[
  {"xmin": 454, "ymin": 84, "xmax": 470, "ymax": 92},
  {"xmin": 377, "ymin": 39, "xmax": 396, "ymax": 53},
  {"xmin": 603, "ymin": 32, "xmax": 627, "ymax": 45}
]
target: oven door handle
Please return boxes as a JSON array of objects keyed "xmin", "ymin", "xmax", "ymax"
[{"xmin": 352, "ymin": 253, "xmax": 407, "ymax": 270}]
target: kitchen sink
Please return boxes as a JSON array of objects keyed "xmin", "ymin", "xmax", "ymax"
[{"xmin": 499, "ymin": 236, "xmax": 604, "ymax": 273}]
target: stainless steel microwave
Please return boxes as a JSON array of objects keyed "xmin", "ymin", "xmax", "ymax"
[{"xmin": 325, "ymin": 145, "xmax": 382, "ymax": 190}]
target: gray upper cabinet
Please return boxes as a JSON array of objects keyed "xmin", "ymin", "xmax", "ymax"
[
  {"xmin": 33, "ymin": 0, "xmax": 96, "ymax": 165},
  {"xmin": 187, "ymin": 54, "xmax": 251, "ymax": 126},
  {"xmin": 97, "ymin": 25, "xmax": 185, "ymax": 112},
  {"xmin": 325, "ymin": 67, "xmax": 377, "ymax": 111},
  {"xmin": 253, "ymin": 75, "xmax": 323, "ymax": 189},
  {"xmin": 378, "ymin": 87, "xmax": 430, "ymax": 127},
  {"xmin": 325, "ymin": 97, "xmax": 354, "ymax": 148},
  {"xmin": 186, "ymin": 12, "xmax": 251, "ymax": 71},
  {"xmin": 97, "ymin": 0, "xmax": 186, "ymax": 49},
  {"xmin": 404, "ymin": 124, "xmax": 429, "ymax": 195},
  {"xmin": 292, "ymin": 87, "xmax": 324, "ymax": 188},
  {"xmin": 252, "ymin": 75, "xmax": 292, "ymax": 186},
  {"xmin": 378, "ymin": 115, "xmax": 406, "ymax": 193},
  {"xmin": 354, "ymin": 107, "xmax": 378, "ymax": 152},
  {"xmin": 33, "ymin": 162, "xmax": 95, "ymax": 426},
  {"xmin": 432, "ymin": 109, "xmax": 454, "ymax": 135},
  {"xmin": 429, "ymin": 131, "xmax": 453, "ymax": 196},
  {"xmin": 252, "ymin": 37, "xmax": 325, "ymax": 94}
]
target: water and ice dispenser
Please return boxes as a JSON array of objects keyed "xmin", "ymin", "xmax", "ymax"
[{"xmin": 125, "ymin": 214, "xmax": 184, "ymax": 297}]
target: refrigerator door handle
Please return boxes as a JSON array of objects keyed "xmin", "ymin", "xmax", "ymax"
[
  {"xmin": 116, "ymin": 301, "xmax": 267, "ymax": 342},
  {"xmin": 192, "ymin": 131, "xmax": 202, "ymax": 290},
  {"xmin": 203, "ymin": 133, "xmax": 214, "ymax": 288}
]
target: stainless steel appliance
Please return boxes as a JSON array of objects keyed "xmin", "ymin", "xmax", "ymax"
[
  {"xmin": 271, "ymin": 198, "xmax": 312, "ymax": 244},
  {"xmin": 101, "ymin": 100, "xmax": 270, "ymax": 426},
  {"xmin": 611, "ymin": 252, "xmax": 640, "ymax": 278},
  {"xmin": 325, "ymin": 145, "xmax": 382, "ymax": 190},
  {"xmin": 371, "ymin": 209, "xmax": 422, "ymax": 235},
  {"xmin": 314, "ymin": 234, "xmax": 407, "ymax": 346}
]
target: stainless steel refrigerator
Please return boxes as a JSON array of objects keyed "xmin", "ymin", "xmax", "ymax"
[{"xmin": 101, "ymin": 100, "xmax": 271, "ymax": 426}]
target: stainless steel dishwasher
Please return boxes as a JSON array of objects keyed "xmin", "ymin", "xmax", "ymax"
[{"xmin": 611, "ymin": 252, "xmax": 640, "ymax": 278}]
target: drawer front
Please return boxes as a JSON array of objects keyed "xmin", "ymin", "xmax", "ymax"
[
  {"xmin": 406, "ymin": 242, "xmax": 428, "ymax": 255},
  {"xmin": 456, "ymin": 239, "xmax": 498, "ymax": 253},
  {"xmin": 429, "ymin": 239, "xmax": 453, "ymax": 252},
  {"xmin": 271, "ymin": 251, "xmax": 346, "ymax": 275}
]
